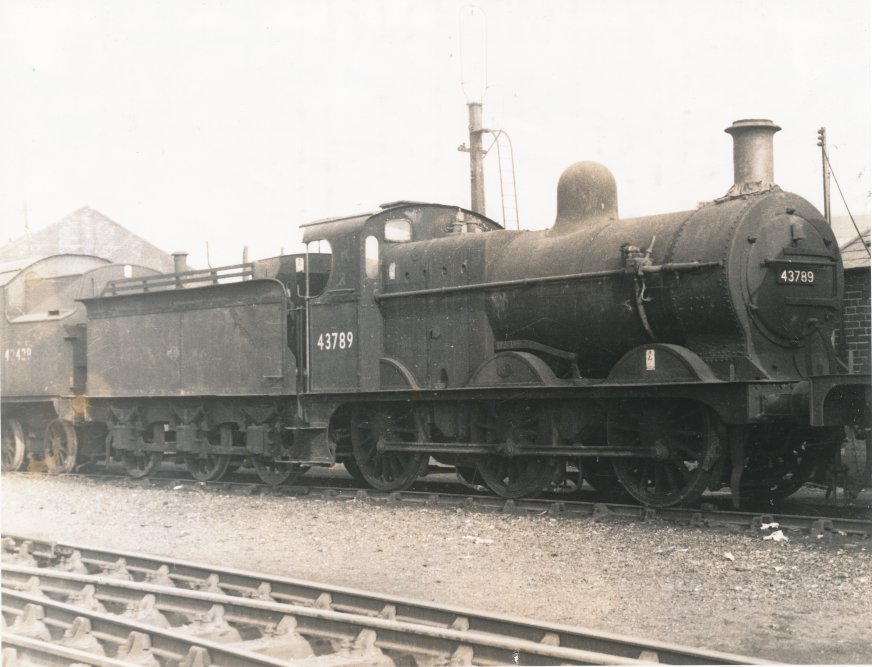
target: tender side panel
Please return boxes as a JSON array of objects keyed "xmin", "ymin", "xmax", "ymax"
[
  {"xmin": 1, "ymin": 318, "xmax": 75, "ymax": 398},
  {"xmin": 84, "ymin": 280, "xmax": 293, "ymax": 397},
  {"xmin": 87, "ymin": 311, "xmax": 181, "ymax": 396}
]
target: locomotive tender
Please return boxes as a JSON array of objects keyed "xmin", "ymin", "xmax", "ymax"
[
  {"xmin": 2, "ymin": 119, "xmax": 868, "ymax": 507},
  {"xmin": 0, "ymin": 255, "xmax": 159, "ymax": 472}
]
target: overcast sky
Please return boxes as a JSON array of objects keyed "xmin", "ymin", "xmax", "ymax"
[{"xmin": 1, "ymin": 0, "xmax": 869, "ymax": 268}]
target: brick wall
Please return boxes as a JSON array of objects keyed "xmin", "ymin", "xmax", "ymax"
[{"xmin": 836, "ymin": 267, "xmax": 871, "ymax": 373}]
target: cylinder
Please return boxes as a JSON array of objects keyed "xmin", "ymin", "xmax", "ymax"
[{"xmin": 724, "ymin": 119, "xmax": 781, "ymax": 188}]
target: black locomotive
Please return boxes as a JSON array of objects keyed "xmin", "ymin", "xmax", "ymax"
[{"xmin": 2, "ymin": 119, "xmax": 869, "ymax": 507}]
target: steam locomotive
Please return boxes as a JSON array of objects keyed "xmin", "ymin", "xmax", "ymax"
[{"xmin": 2, "ymin": 119, "xmax": 869, "ymax": 507}]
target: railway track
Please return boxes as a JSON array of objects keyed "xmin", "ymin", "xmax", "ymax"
[
  {"xmin": 7, "ymin": 469, "xmax": 870, "ymax": 537},
  {"xmin": 1, "ymin": 535, "xmax": 772, "ymax": 666}
]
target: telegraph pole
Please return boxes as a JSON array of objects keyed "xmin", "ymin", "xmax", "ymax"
[
  {"xmin": 458, "ymin": 5, "xmax": 488, "ymax": 216},
  {"xmin": 817, "ymin": 127, "xmax": 832, "ymax": 224},
  {"xmin": 467, "ymin": 102, "xmax": 486, "ymax": 215}
]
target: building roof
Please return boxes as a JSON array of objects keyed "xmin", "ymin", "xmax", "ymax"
[
  {"xmin": 840, "ymin": 227, "xmax": 871, "ymax": 270},
  {"xmin": 0, "ymin": 206, "xmax": 176, "ymax": 273},
  {"xmin": 832, "ymin": 213, "xmax": 870, "ymax": 246}
]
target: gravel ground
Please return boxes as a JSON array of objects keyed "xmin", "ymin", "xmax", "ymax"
[{"xmin": 2, "ymin": 474, "xmax": 871, "ymax": 664}]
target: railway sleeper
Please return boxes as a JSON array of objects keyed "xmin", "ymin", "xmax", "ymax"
[
  {"xmin": 1, "ymin": 536, "xmax": 780, "ymax": 664},
  {"xmin": 1, "ymin": 567, "xmax": 655, "ymax": 666}
]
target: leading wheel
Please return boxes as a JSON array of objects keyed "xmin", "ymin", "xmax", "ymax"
[
  {"xmin": 252, "ymin": 456, "xmax": 306, "ymax": 486},
  {"xmin": 842, "ymin": 427, "xmax": 872, "ymax": 499},
  {"xmin": 741, "ymin": 426, "xmax": 841, "ymax": 503},
  {"xmin": 350, "ymin": 405, "xmax": 428, "ymax": 491},
  {"xmin": 474, "ymin": 403, "xmax": 560, "ymax": 499},
  {"xmin": 185, "ymin": 425, "xmax": 233, "ymax": 482},
  {"xmin": 44, "ymin": 419, "xmax": 77, "ymax": 474},
  {"xmin": 2, "ymin": 418, "xmax": 26, "ymax": 471},
  {"xmin": 609, "ymin": 400, "xmax": 721, "ymax": 507}
]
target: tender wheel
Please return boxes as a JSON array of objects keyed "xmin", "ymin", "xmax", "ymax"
[
  {"xmin": 252, "ymin": 457, "xmax": 306, "ymax": 486},
  {"xmin": 121, "ymin": 450, "xmax": 163, "ymax": 478},
  {"xmin": 185, "ymin": 425, "xmax": 233, "ymax": 482},
  {"xmin": 2, "ymin": 418, "xmax": 26, "ymax": 471},
  {"xmin": 185, "ymin": 454, "xmax": 232, "ymax": 482},
  {"xmin": 44, "ymin": 419, "xmax": 78, "ymax": 474},
  {"xmin": 741, "ymin": 426, "xmax": 841, "ymax": 502},
  {"xmin": 350, "ymin": 405, "xmax": 428, "ymax": 491},
  {"xmin": 120, "ymin": 423, "xmax": 164, "ymax": 479},
  {"xmin": 474, "ymin": 403, "xmax": 560, "ymax": 499},
  {"xmin": 609, "ymin": 400, "xmax": 721, "ymax": 507}
]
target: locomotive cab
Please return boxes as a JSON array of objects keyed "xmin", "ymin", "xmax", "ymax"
[{"xmin": 300, "ymin": 203, "xmax": 503, "ymax": 393}]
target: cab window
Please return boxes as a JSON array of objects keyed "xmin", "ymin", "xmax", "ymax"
[
  {"xmin": 364, "ymin": 236, "xmax": 379, "ymax": 279},
  {"xmin": 384, "ymin": 218, "xmax": 412, "ymax": 243}
]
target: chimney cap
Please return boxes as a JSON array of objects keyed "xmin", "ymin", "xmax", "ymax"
[{"xmin": 724, "ymin": 119, "xmax": 781, "ymax": 135}]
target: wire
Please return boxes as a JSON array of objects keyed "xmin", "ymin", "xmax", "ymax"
[
  {"xmin": 823, "ymin": 148, "xmax": 871, "ymax": 256},
  {"xmin": 484, "ymin": 129, "xmax": 521, "ymax": 229},
  {"xmin": 459, "ymin": 5, "xmax": 488, "ymax": 103}
]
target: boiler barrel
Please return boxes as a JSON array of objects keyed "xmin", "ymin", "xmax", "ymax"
[{"xmin": 484, "ymin": 205, "xmax": 735, "ymax": 377}]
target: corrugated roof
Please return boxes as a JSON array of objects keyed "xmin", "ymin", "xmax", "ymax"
[
  {"xmin": 832, "ymin": 214, "xmax": 870, "ymax": 246},
  {"xmin": 840, "ymin": 228, "xmax": 871, "ymax": 270}
]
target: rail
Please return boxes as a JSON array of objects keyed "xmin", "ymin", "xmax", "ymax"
[{"xmin": 2, "ymin": 535, "xmax": 771, "ymax": 665}]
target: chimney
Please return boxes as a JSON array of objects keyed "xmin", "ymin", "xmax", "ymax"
[
  {"xmin": 172, "ymin": 252, "xmax": 188, "ymax": 275},
  {"xmin": 724, "ymin": 119, "xmax": 781, "ymax": 196}
]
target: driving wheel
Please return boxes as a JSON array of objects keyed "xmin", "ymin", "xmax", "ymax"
[
  {"xmin": 609, "ymin": 400, "xmax": 721, "ymax": 507},
  {"xmin": 350, "ymin": 405, "xmax": 428, "ymax": 491},
  {"xmin": 474, "ymin": 402, "xmax": 560, "ymax": 499}
]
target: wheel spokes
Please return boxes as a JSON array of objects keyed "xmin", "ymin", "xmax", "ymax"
[
  {"xmin": 44, "ymin": 420, "xmax": 77, "ymax": 474},
  {"xmin": 610, "ymin": 401, "xmax": 719, "ymax": 507},
  {"xmin": 2, "ymin": 420, "xmax": 26, "ymax": 471},
  {"xmin": 473, "ymin": 402, "xmax": 558, "ymax": 499},
  {"xmin": 350, "ymin": 406, "xmax": 426, "ymax": 491}
]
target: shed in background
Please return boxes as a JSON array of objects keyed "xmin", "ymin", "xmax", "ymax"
[
  {"xmin": 836, "ymin": 227, "xmax": 871, "ymax": 373},
  {"xmin": 1, "ymin": 206, "xmax": 177, "ymax": 274}
]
